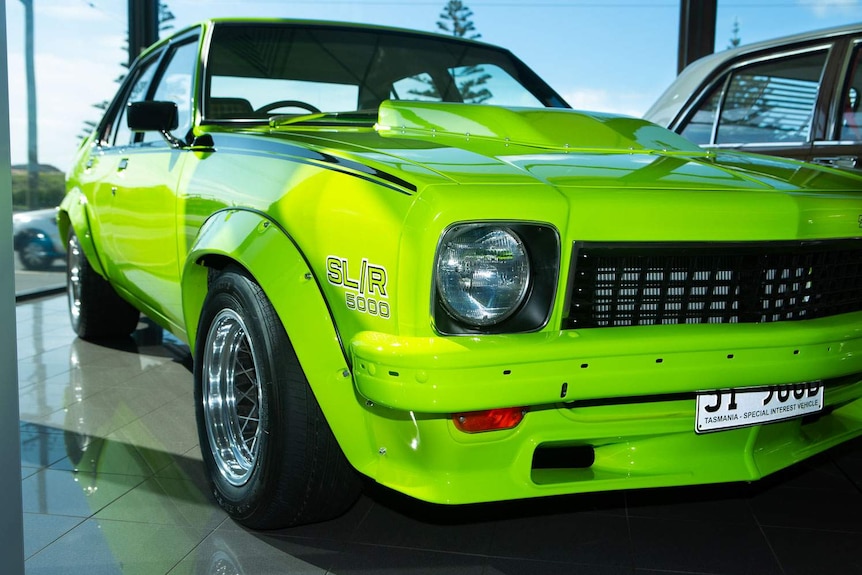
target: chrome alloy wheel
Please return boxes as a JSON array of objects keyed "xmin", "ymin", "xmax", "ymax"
[
  {"xmin": 67, "ymin": 233, "xmax": 83, "ymax": 327},
  {"xmin": 202, "ymin": 309, "xmax": 264, "ymax": 487}
]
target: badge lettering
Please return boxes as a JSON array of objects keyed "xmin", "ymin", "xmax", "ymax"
[{"xmin": 326, "ymin": 255, "xmax": 390, "ymax": 319}]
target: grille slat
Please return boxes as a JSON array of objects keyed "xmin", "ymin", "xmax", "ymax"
[{"xmin": 564, "ymin": 241, "xmax": 862, "ymax": 329}]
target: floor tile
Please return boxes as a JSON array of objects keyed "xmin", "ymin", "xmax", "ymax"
[
  {"xmin": 484, "ymin": 558, "xmax": 634, "ymax": 574},
  {"xmin": 748, "ymin": 482, "xmax": 862, "ymax": 533},
  {"xmin": 169, "ymin": 525, "xmax": 333, "ymax": 574},
  {"xmin": 19, "ymin": 428, "xmax": 70, "ymax": 470},
  {"xmin": 347, "ymin": 491, "xmax": 496, "ymax": 555},
  {"xmin": 24, "ymin": 518, "xmax": 209, "ymax": 575},
  {"xmin": 14, "ymin": 294, "xmax": 862, "ymax": 575},
  {"xmin": 22, "ymin": 512, "xmax": 83, "ymax": 559},
  {"xmin": 628, "ymin": 515, "xmax": 782, "ymax": 574},
  {"xmin": 22, "ymin": 468, "xmax": 145, "ymax": 518},
  {"xmin": 487, "ymin": 510, "xmax": 632, "ymax": 566},
  {"xmin": 625, "ymin": 483, "xmax": 759, "ymax": 525},
  {"xmin": 94, "ymin": 475, "xmax": 227, "ymax": 529},
  {"xmin": 325, "ymin": 543, "xmax": 486, "ymax": 575},
  {"xmin": 764, "ymin": 525, "xmax": 862, "ymax": 575}
]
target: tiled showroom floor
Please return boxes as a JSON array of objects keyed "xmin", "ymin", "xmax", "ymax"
[{"xmin": 15, "ymin": 294, "xmax": 862, "ymax": 574}]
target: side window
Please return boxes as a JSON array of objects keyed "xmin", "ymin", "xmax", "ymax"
[
  {"xmin": 681, "ymin": 86, "xmax": 720, "ymax": 145},
  {"xmin": 105, "ymin": 55, "xmax": 160, "ymax": 147},
  {"xmin": 143, "ymin": 40, "xmax": 198, "ymax": 143},
  {"xmin": 682, "ymin": 49, "xmax": 829, "ymax": 146},
  {"xmin": 839, "ymin": 43, "xmax": 862, "ymax": 141}
]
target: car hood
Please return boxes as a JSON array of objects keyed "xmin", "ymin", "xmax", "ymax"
[{"xmin": 272, "ymin": 101, "xmax": 862, "ymax": 194}]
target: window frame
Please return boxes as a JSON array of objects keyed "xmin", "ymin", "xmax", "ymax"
[
  {"xmin": 94, "ymin": 28, "xmax": 202, "ymax": 150},
  {"xmin": 95, "ymin": 49, "xmax": 166, "ymax": 149},
  {"xmin": 141, "ymin": 37, "xmax": 201, "ymax": 145},
  {"xmin": 829, "ymin": 37, "xmax": 862, "ymax": 142},
  {"xmin": 677, "ymin": 43, "xmax": 835, "ymax": 150}
]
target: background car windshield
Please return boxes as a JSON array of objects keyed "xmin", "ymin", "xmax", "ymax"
[{"xmin": 204, "ymin": 24, "xmax": 558, "ymax": 119}]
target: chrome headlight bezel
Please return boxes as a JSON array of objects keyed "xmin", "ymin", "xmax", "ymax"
[{"xmin": 432, "ymin": 222, "xmax": 560, "ymax": 335}]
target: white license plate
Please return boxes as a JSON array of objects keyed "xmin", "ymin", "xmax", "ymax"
[{"xmin": 695, "ymin": 381, "xmax": 823, "ymax": 434}]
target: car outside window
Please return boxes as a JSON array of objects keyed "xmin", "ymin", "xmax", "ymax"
[
  {"xmin": 106, "ymin": 55, "xmax": 160, "ymax": 147},
  {"xmin": 681, "ymin": 49, "xmax": 829, "ymax": 146}
]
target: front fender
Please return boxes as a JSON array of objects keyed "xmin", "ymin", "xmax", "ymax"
[
  {"xmin": 182, "ymin": 208, "xmax": 378, "ymax": 473},
  {"xmin": 58, "ymin": 187, "xmax": 107, "ymax": 277}
]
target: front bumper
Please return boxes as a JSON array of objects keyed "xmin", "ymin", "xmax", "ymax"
[{"xmin": 348, "ymin": 314, "xmax": 862, "ymax": 504}]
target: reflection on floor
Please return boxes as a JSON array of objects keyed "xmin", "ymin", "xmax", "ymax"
[{"xmin": 17, "ymin": 294, "xmax": 862, "ymax": 575}]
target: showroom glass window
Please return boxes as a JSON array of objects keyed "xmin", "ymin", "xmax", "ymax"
[{"xmin": 681, "ymin": 49, "xmax": 829, "ymax": 146}]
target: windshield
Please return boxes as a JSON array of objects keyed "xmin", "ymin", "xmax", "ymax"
[{"xmin": 204, "ymin": 22, "xmax": 568, "ymax": 122}]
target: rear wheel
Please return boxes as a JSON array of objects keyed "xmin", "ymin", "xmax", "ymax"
[
  {"xmin": 66, "ymin": 230, "xmax": 140, "ymax": 339},
  {"xmin": 194, "ymin": 268, "xmax": 361, "ymax": 529}
]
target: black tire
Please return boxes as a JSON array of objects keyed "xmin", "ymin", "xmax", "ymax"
[
  {"xmin": 194, "ymin": 268, "xmax": 362, "ymax": 529},
  {"xmin": 66, "ymin": 229, "xmax": 140, "ymax": 339}
]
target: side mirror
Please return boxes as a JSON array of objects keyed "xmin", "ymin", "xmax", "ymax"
[{"xmin": 127, "ymin": 101, "xmax": 178, "ymax": 132}]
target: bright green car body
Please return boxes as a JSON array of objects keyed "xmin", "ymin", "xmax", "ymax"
[{"xmin": 62, "ymin": 19, "xmax": 862, "ymax": 520}]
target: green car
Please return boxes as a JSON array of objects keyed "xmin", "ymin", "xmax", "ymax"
[{"xmin": 62, "ymin": 19, "xmax": 862, "ymax": 529}]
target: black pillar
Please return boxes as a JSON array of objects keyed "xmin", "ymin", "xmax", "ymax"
[
  {"xmin": 128, "ymin": 0, "xmax": 159, "ymax": 66},
  {"xmin": 678, "ymin": 0, "xmax": 717, "ymax": 73}
]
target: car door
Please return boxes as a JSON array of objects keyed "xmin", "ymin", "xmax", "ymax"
[
  {"xmin": 811, "ymin": 36, "xmax": 862, "ymax": 171},
  {"xmin": 79, "ymin": 50, "xmax": 163, "ymax": 281},
  {"xmin": 103, "ymin": 35, "xmax": 199, "ymax": 331},
  {"xmin": 675, "ymin": 44, "xmax": 834, "ymax": 164}
]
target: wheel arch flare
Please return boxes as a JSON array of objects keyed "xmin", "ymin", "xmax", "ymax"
[
  {"xmin": 58, "ymin": 187, "xmax": 107, "ymax": 277},
  {"xmin": 181, "ymin": 207, "xmax": 379, "ymax": 473}
]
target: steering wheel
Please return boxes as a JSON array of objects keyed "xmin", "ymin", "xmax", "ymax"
[{"xmin": 256, "ymin": 100, "xmax": 321, "ymax": 115}]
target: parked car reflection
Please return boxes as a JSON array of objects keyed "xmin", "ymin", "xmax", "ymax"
[{"xmin": 12, "ymin": 207, "xmax": 65, "ymax": 270}]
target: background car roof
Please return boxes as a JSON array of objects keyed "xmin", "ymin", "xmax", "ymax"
[{"xmin": 644, "ymin": 21, "xmax": 862, "ymax": 127}]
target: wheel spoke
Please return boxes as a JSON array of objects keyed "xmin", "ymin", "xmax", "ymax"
[
  {"xmin": 67, "ymin": 234, "xmax": 83, "ymax": 325},
  {"xmin": 202, "ymin": 308, "xmax": 264, "ymax": 487}
]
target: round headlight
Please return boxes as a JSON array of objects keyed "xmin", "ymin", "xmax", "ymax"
[{"xmin": 436, "ymin": 225, "xmax": 530, "ymax": 326}]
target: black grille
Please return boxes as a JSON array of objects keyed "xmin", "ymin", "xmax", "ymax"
[{"xmin": 564, "ymin": 240, "xmax": 862, "ymax": 329}]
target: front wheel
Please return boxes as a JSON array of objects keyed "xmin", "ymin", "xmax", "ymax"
[{"xmin": 194, "ymin": 268, "xmax": 361, "ymax": 529}]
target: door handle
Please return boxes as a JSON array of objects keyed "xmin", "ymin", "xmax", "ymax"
[{"xmin": 812, "ymin": 156, "xmax": 858, "ymax": 170}]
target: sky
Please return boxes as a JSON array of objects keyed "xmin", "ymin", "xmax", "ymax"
[{"xmin": 4, "ymin": 0, "xmax": 862, "ymax": 172}]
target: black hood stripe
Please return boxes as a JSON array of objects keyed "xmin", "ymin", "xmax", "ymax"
[{"xmin": 211, "ymin": 133, "xmax": 417, "ymax": 194}]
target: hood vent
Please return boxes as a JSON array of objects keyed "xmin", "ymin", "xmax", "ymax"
[{"xmin": 376, "ymin": 100, "xmax": 702, "ymax": 153}]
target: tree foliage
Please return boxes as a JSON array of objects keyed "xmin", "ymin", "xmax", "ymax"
[
  {"xmin": 727, "ymin": 18, "xmax": 741, "ymax": 50},
  {"xmin": 409, "ymin": 1, "xmax": 492, "ymax": 104},
  {"xmin": 437, "ymin": 0, "xmax": 480, "ymax": 40}
]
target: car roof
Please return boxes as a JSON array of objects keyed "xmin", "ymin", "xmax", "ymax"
[
  {"xmin": 644, "ymin": 21, "xmax": 862, "ymax": 127},
  {"xmin": 141, "ymin": 17, "xmax": 502, "ymax": 58}
]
